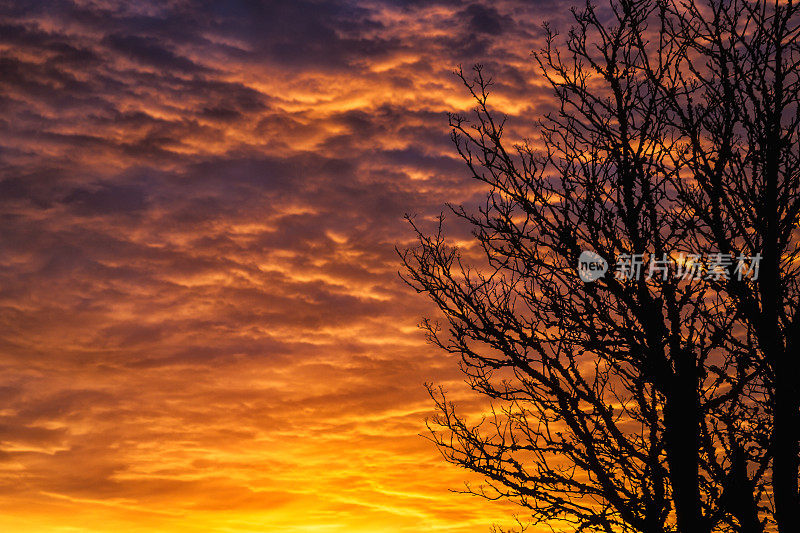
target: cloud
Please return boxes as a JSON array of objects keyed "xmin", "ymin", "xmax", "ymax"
[
  {"xmin": 103, "ymin": 33, "xmax": 211, "ymax": 73},
  {"xmin": 0, "ymin": 0, "xmax": 556, "ymax": 531},
  {"xmin": 461, "ymin": 3, "xmax": 509, "ymax": 35}
]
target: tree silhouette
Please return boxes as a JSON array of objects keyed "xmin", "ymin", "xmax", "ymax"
[{"xmin": 401, "ymin": 1, "xmax": 800, "ymax": 532}]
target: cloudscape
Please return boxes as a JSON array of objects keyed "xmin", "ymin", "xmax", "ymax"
[{"xmin": 0, "ymin": 0, "xmax": 565, "ymax": 531}]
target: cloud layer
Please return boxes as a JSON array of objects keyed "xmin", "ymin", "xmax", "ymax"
[{"xmin": 0, "ymin": 0, "xmax": 560, "ymax": 531}]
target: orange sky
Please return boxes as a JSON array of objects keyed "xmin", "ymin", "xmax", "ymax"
[{"xmin": 0, "ymin": 1, "xmax": 570, "ymax": 531}]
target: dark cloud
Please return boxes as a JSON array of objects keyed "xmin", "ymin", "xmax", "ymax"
[
  {"xmin": 461, "ymin": 3, "xmax": 508, "ymax": 35},
  {"xmin": 103, "ymin": 33, "xmax": 210, "ymax": 73},
  {"xmin": 63, "ymin": 183, "xmax": 150, "ymax": 215},
  {"xmin": 205, "ymin": 0, "xmax": 393, "ymax": 68}
]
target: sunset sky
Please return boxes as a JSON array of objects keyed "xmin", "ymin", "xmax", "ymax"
[{"xmin": 0, "ymin": 1, "xmax": 569, "ymax": 531}]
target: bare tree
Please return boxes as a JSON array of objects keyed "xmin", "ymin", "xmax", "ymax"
[{"xmin": 400, "ymin": 1, "xmax": 800, "ymax": 532}]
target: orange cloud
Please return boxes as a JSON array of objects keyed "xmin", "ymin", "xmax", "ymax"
[{"xmin": 0, "ymin": 0, "xmax": 561, "ymax": 531}]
